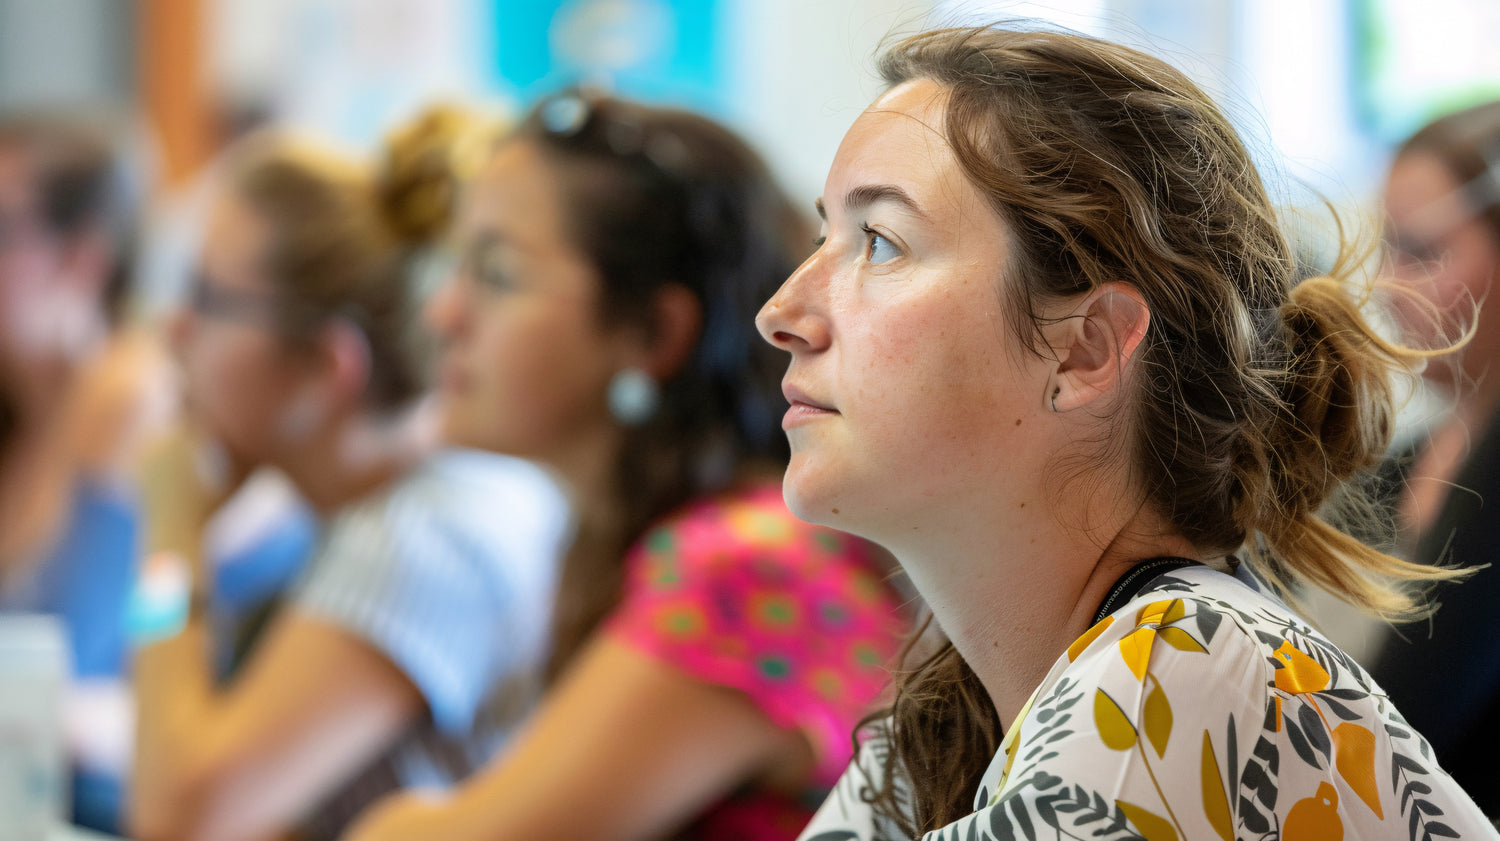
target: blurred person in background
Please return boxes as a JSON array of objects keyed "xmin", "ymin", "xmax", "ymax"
[
  {"xmin": 1373, "ymin": 99, "xmax": 1500, "ymax": 816},
  {"xmin": 127, "ymin": 106, "xmax": 571, "ymax": 841},
  {"xmin": 0, "ymin": 110, "xmax": 175, "ymax": 830},
  {"xmin": 0, "ymin": 110, "xmax": 158, "ymax": 645},
  {"xmin": 343, "ymin": 90, "xmax": 906, "ymax": 841}
]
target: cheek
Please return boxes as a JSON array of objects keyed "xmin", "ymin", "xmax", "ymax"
[
  {"xmin": 1447, "ymin": 239, "xmax": 1500, "ymax": 301},
  {"xmin": 181, "ymin": 335, "xmax": 288, "ymax": 451},
  {"xmin": 860, "ymin": 304, "xmax": 1018, "ymax": 446},
  {"xmin": 786, "ymin": 295, "xmax": 1027, "ymax": 526},
  {"xmin": 452, "ymin": 303, "xmax": 614, "ymax": 456}
]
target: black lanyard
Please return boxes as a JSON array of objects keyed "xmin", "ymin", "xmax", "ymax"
[{"xmin": 1092, "ymin": 557, "xmax": 1200, "ymax": 625}]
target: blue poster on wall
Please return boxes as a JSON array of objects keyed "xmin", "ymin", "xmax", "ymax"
[{"xmin": 490, "ymin": 0, "xmax": 725, "ymax": 115}]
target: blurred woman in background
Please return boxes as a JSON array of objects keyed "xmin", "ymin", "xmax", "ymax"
[
  {"xmin": 0, "ymin": 111, "xmax": 173, "ymax": 829},
  {"xmin": 344, "ymin": 91, "xmax": 906, "ymax": 841},
  {"xmin": 128, "ymin": 107, "xmax": 570, "ymax": 841},
  {"xmin": 0, "ymin": 111, "xmax": 157, "ymax": 651},
  {"xmin": 1374, "ymin": 99, "xmax": 1500, "ymax": 815}
]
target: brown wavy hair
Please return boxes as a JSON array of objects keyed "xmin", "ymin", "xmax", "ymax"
[
  {"xmin": 860, "ymin": 26, "xmax": 1470, "ymax": 834},
  {"xmin": 220, "ymin": 104, "xmax": 497, "ymax": 411}
]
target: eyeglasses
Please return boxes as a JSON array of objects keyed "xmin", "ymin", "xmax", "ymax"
[{"xmin": 187, "ymin": 274, "xmax": 326, "ymax": 334}]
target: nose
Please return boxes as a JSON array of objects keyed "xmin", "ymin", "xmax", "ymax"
[
  {"xmin": 756, "ymin": 258, "xmax": 830, "ymax": 354},
  {"xmin": 422, "ymin": 273, "xmax": 467, "ymax": 339}
]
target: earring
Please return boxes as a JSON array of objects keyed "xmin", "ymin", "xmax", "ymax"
[
  {"xmin": 1051, "ymin": 385, "xmax": 1061, "ymax": 413},
  {"xmin": 608, "ymin": 367, "xmax": 660, "ymax": 426}
]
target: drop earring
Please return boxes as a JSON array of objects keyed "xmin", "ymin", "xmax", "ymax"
[{"xmin": 608, "ymin": 367, "xmax": 660, "ymax": 426}]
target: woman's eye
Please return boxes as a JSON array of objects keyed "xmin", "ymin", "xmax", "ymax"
[
  {"xmin": 471, "ymin": 251, "xmax": 517, "ymax": 292},
  {"xmin": 864, "ymin": 227, "xmax": 899, "ymax": 265}
]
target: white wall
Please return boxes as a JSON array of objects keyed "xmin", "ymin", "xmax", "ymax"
[
  {"xmin": 0, "ymin": 0, "xmax": 133, "ymax": 110},
  {"xmin": 721, "ymin": 0, "xmax": 936, "ymax": 200}
]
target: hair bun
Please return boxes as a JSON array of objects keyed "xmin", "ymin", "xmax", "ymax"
[{"xmin": 377, "ymin": 103, "xmax": 505, "ymax": 246}]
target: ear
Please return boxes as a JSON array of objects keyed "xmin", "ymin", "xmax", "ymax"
[
  {"xmin": 1050, "ymin": 282, "xmax": 1150, "ymax": 412},
  {"xmin": 639, "ymin": 283, "xmax": 703, "ymax": 382},
  {"xmin": 311, "ymin": 317, "xmax": 373, "ymax": 407}
]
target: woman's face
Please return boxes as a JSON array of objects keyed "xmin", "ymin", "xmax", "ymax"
[
  {"xmin": 425, "ymin": 140, "xmax": 633, "ymax": 465},
  {"xmin": 756, "ymin": 79, "xmax": 1057, "ymax": 541},
  {"xmin": 1384, "ymin": 151, "xmax": 1500, "ymax": 376},
  {"xmin": 0, "ymin": 147, "xmax": 100, "ymax": 385},
  {"xmin": 170, "ymin": 191, "xmax": 313, "ymax": 466}
]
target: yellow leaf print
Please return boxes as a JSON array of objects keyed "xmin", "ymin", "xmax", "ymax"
[
  {"xmin": 1144, "ymin": 679, "xmax": 1172, "ymax": 758},
  {"xmin": 1272, "ymin": 640, "xmax": 1330, "ymax": 694},
  {"xmin": 1068, "ymin": 615, "xmax": 1114, "ymax": 662},
  {"xmin": 1094, "ymin": 688, "xmax": 1137, "ymax": 751},
  {"xmin": 1118, "ymin": 600, "xmax": 1188, "ymax": 680},
  {"xmin": 1161, "ymin": 598, "xmax": 1186, "ymax": 624},
  {"xmin": 1157, "ymin": 626, "xmax": 1207, "ymax": 653},
  {"xmin": 1118, "ymin": 627, "xmax": 1156, "ymax": 681},
  {"xmin": 1332, "ymin": 722, "xmax": 1384, "ymax": 818},
  {"xmin": 1117, "ymin": 799, "xmax": 1180, "ymax": 841},
  {"xmin": 1136, "ymin": 599, "xmax": 1176, "ymax": 627},
  {"xmin": 1283, "ymin": 782, "xmax": 1343, "ymax": 841},
  {"xmin": 1200, "ymin": 731, "xmax": 1233, "ymax": 841}
]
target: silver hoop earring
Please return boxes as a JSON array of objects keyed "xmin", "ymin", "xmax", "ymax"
[{"xmin": 608, "ymin": 367, "xmax": 660, "ymax": 426}]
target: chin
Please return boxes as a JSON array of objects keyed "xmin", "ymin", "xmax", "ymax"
[
  {"xmin": 436, "ymin": 412, "xmax": 491, "ymax": 453},
  {"xmin": 782, "ymin": 456, "xmax": 854, "ymax": 531}
]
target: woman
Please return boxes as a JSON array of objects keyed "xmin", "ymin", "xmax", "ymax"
[
  {"xmin": 128, "ymin": 109, "xmax": 571, "ymax": 841},
  {"xmin": 1373, "ymin": 99, "xmax": 1500, "ymax": 815},
  {"xmin": 0, "ymin": 111, "xmax": 176, "ymax": 829},
  {"xmin": 756, "ymin": 26, "xmax": 1497, "ymax": 839},
  {"xmin": 0, "ymin": 111, "xmax": 157, "ymax": 632},
  {"xmin": 343, "ymin": 91, "xmax": 905, "ymax": 841}
]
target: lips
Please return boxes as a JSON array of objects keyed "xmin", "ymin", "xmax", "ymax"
[
  {"xmin": 782, "ymin": 382, "xmax": 836, "ymax": 413},
  {"xmin": 781, "ymin": 381, "xmax": 837, "ymax": 430}
]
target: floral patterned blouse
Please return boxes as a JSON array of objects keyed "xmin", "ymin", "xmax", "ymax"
[
  {"xmin": 605, "ymin": 482, "xmax": 907, "ymax": 841},
  {"xmin": 799, "ymin": 564, "xmax": 1497, "ymax": 841}
]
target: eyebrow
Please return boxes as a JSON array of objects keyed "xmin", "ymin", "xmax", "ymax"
[{"xmin": 814, "ymin": 184, "xmax": 928, "ymax": 222}]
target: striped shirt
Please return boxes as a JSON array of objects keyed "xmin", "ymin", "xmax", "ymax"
[{"xmin": 289, "ymin": 448, "xmax": 570, "ymax": 840}]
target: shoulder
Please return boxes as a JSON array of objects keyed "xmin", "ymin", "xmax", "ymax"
[
  {"xmin": 977, "ymin": 565, "xmax": 1494, "ymax": 841},
  {"xmin": 331, "ymin": 449, "xmax": 567, "ymax": 561},
  {"xmin": 387, "ymin": 448, "xmax": 567, "ymax": 531},
  {"xmin": 304, "ymin": 450, "xmax": 568, "ymax": 605}
]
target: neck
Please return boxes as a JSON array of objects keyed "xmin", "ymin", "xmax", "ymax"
[
  {"xmin": 541, "ymin": 421, "xmax": 628, "ymax": 541},
  {"xmin": 885, "ymin": 481, "xmax": 1198, "ymax": 727},
  {"xmin": 274, "ymin": 405, "xmax": 433, "ymax": 516}
]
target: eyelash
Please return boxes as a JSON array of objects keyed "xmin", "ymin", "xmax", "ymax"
[
  {"xmin": 807, "ymin": 224, "xmax": 899, "ymax": 261},
  {"xmin": 861, "ymin": 224, "xmax": 900, "ymax": 264}
]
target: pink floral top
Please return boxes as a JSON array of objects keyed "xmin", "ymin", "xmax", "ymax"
[{"xmin": 605, "ymin": 482, "xmax": 906, "ymax": 841}]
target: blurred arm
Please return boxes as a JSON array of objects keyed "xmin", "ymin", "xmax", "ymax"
[
  {"xmin": 130, "ymin": 607, "xmax": 423, "ymax": 841},
  {"xmin": 343, "ymin": 635, "xmax": 810, "ymax": 841}
]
